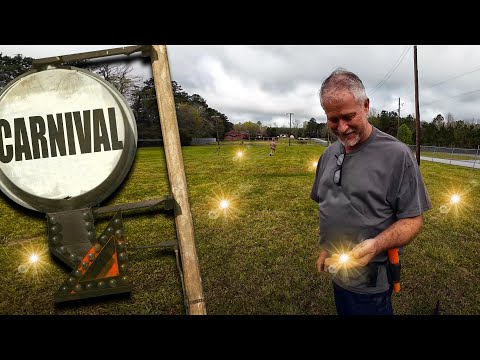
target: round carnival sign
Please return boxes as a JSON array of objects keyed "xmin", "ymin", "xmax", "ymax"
[{"xmin": 0, "ymin": 66, "xmax": 137, "ymax": 213}]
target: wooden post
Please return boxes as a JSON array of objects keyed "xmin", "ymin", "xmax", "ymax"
[
  {"xmin": 414, "ymin": 45, "xmax": 421, "ymax": 166},
  {"xmin": 150, "ymin": 45, "xmax": 206, "ymax": 315}
]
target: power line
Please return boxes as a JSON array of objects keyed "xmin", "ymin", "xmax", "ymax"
[
  {"xmin": 369, "ymin": 46, "xmax": 411, "ymax": 95},
  {"xmin": 427, "ymin": 66, "xmax": 480, "ymax": 89},
  {"xmin": 368, "ymin": 46, "xmax": 412, "ymax": 96},
  {"xmin": 424, "ymin": 88, "xmax": 480, "ymax": 106}
]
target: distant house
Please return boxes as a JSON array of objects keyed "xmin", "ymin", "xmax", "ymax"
[{"xmin": 224, "ymin": 130, "xmax": 249, "ymax": 141}]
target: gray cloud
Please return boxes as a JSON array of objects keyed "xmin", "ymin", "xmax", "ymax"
[{"xmin": 2, "ymin": 45, "xmax": 480, "ymax": 126}]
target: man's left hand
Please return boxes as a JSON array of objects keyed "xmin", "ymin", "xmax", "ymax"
[
  {"xmin": 323, "ymin": 238, "xmax": 379, "ymax": 271},
  {"xmin": 350, "ymin": 238, "xmax": 378, "ymax": 267}
]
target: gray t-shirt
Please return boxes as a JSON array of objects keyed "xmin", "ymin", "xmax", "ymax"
[{"xmin": 310, "ymin": 126, "xmax": 432, "ymax": 294}]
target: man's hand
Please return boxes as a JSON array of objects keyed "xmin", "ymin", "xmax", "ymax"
[
  {"xmin": 316, "ymin": 249, "xmax": 329, "ymax": 272},
  {"xmin": 350, "ymin": 238, "xmax": 378, "ymax": 266},
  {"xmin": 321, "ymin": 239, "xmax": 379, "ymax": 271},
  {"xmin": 324, "ymin": 253, "xmax": 360, "ymax": 272}
]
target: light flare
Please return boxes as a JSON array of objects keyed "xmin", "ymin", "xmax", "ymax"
[
  {"xmin": 232, "ymin": 148, "xmax": 246, "ymax": 161},
  {"xmin": 450, "ymin": 194, "xmax": 460, "ymax": 204},
  {"xmin": 219, "ymin": 199, "xmax": 230, "ymax": 209},
  {"xmin": 339, "ymin": 253, "xmax": 350, "ymax": 264},
  {"xmin": 325, "ymin": 242, "xmax": 362, "ymax": 280},
  {"xmin": 207, "ymin": 189, "xmax": 241, "ymax": 221},
  {"xmin": 440, "ymin": 185, "xmax": 472, "ymax": 217},
  {"xmin": 17, "ymin": 244, "xmax": 50, "ymax": 282},
  {"xmin": 29, "ymin": 254, "xmax": 39, "ymax": 264},
  {"xmin": 309, "ymin": 159, "xmax": 319, "ymax": 171}
]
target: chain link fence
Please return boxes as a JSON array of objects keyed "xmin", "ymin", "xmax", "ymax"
[
  {"xmin": 311, "ymin": 138, "xmax": 331, "ymax": 146},
  {"xmin": 408, "ymin": 145, "xmax": 480, "ymax": 169}
]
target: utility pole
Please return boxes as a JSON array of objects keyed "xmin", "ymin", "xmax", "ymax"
[
  {"xmin": 414, "ymin": 45, "xmax": 421, "ymax": 166},
  {"xmin": 397, "ymin": 97, "xmax": 401, "ymax": 137},
  {"xmin": 286, "ymin": 112, "xmax": 294, "ymax": 146}
]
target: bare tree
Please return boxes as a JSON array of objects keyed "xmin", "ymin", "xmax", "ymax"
[
  {"xmin": 293, "ymin": 118, "xmax": 300, "ymax": 137},
  {"xmin": 86, "ymin": 63, "xmax": 142, "ymax": 104},
  {"xmin": 256, "ymin": 121, "xmax": 263, "ymax": 136},
  {"xmin": 446, "ymin": 112, "xmax": 455, "ymax": 126}
]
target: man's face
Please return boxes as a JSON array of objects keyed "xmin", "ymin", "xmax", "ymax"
[{"xmin": 322, "ymin": 91, "xmax": 370, "ymax": 149}]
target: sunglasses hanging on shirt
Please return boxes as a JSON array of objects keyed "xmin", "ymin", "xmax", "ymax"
[{"xmin": 333, "ymin": 153, "xmax": 345, "ymax": 185}]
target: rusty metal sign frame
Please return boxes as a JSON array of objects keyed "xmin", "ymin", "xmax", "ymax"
[{"xmin": 30, "ymin": 45, "xmax": 206, "ymax": 314}]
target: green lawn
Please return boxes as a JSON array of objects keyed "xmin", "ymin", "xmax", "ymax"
[{"xmin": 1, "ymin": 139, "xmax": 479, "ymax": 315}]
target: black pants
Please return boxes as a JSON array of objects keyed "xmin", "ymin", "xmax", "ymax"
[{"xmin": 332, "ymin": 281, "xmax": 393, "ymax": 315}]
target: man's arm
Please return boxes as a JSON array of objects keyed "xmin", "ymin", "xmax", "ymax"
[
  {"xmin": 350, "ymin": 215, "xmax": 423, "ymax": 266},
  {"xmin": 324, "ymin": 215, "xmax": 424, "ymax": 269}
]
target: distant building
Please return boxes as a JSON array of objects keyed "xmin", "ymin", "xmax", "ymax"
[{"xmin": 224, "ymin": 130, "xmax": 249, "ymax": 141}]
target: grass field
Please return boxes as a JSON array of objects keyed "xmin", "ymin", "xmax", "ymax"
[{"xmin": 1, "ymin": 138, "xmax": 479, "ymax": 315}]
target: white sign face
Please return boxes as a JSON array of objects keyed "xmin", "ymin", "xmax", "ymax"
[{"xmin": 0, "ymin": 66, "xmax": 137, "ymax": 213}]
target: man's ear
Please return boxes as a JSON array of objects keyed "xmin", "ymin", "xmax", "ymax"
[{"xmin": 364, "ymin": 98, "xmax": 370, "ymax": 112}]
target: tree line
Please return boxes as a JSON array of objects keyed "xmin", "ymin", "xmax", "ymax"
[
  {"xmin": 2, "ymin": 53, "xmax": 479, "ymax": 149},
  {"xmin": 0, "ymin": 53, "xmax": 234, "ymax": 146},
  {"xmin": 235, "ymin": 111, "xmax": 480, "ymax": 149},
  {"xmin": 368, "ymin": 110, "xmax": 480, "ymax": 149}
]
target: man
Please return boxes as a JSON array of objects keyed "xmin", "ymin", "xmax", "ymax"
[
  {"xmin": 310, "ymin": 68, "xmax": 431, "ymax": 315},
  {"xmin": 270, "ymin": 138, "xmax": 277, "ymax": 156}
]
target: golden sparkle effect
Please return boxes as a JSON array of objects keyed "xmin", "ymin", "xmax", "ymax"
[
  {"xmin": 339, "ymin": 254, "xmax": 350, "ymax": 264},
  {"xmin": 219, "ymin": 199, "xmax": 230, "ymax": 209},
  {"xmin": 450, "ymin": 194, "xmax": 460, "ymax": 204},
  {"xmin": 328, "ymin": 253, "xmax": 352, "ymax": 273},
  {"xmin": 17, "ymin": 244, "xmax": 50, "ymax": 282},
  {"xmin": 439, "ymin": 185, "xmax": 474, "ymax": 217},
  {"xmin": 232, "ymin": 148, "xmax": 246, "ymax": 162},
  {"xmin": 29, "ymin": 254, "xmax": 40, "ymax": 264},
  {"xmin": 324, "ymin": 241, "xmax": 363, "ymax": 280},
  {"xmin": 207, "ymin": 189, "xmax": 240, "ymax": 220},
  {"xmin": 308, "ymin": 158, "xmax": 319, "ymax": 171}
]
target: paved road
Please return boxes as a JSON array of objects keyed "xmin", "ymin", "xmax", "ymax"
[{"xmin": 419, "ymin": 156, "xmax": 480, "ymax": 169}]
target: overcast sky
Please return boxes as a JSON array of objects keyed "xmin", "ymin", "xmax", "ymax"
[{"xmin": 1, "ymin": 45, "xmax": 480, "ymax": 127}]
